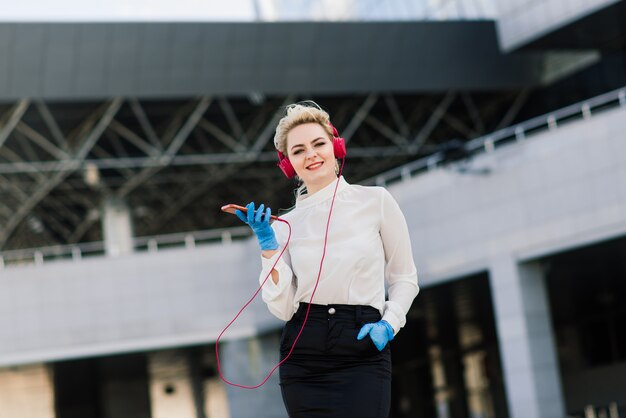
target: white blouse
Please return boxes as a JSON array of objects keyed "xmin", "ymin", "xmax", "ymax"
[{"xmin": 259, "ymin": 176, "xmax": 419, "ymax": 334}]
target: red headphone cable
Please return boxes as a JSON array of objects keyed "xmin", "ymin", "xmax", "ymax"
[{"xmin": 215, "ymin": 158, "xmax": 346, "ymax": 389}]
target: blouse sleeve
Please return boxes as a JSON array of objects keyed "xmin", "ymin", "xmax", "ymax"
[
  {"xmin": 379, "ymin": 189, "xmax": 420, "ymax": 334},
  {"xmin": 258, "ymin": 220, "xmax": 297, "ymax": 321}
]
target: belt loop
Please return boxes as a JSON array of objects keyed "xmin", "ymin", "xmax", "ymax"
[{"xmin": 355, "ymin": 305, "xmax": 362, "ymax": 325}]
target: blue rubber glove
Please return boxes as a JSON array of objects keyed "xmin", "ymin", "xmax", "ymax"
[
  {"xmin": 357, "ymin": 320, "xmax": 394, "ymax": 351},
  {"xmin": 235, "ymin": 202, "xmax": 278, "ymax": 251}
]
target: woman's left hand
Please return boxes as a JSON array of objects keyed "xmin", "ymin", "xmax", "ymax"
[{"xmin": 357, "ymin": 320, "xmax": 394, "ymax": 351}]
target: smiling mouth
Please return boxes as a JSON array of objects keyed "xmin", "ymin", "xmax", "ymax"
[{"xmin": 306, "ymin": 162, "xmax": 324, "ymax": 170}]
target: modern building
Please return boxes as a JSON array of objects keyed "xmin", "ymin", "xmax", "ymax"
[{"xmin": 1, "ymin": 1, "xmax": 625, "ymax": 417}]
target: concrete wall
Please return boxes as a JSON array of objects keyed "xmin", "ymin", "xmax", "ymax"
[
  {"xmin": 0, "ymin": 239, "xmax": 280, "ymax": 367},
  {"xmin": 495, "ymin": 0, "xmax": 620, "ymax": 51},
  {"xmin": 393, "ymin": 104, "xmax": 626, "ymax": 287},
  {"xmin": 388, "ymin": 99, "xmax": 626, "ymax": 418}
]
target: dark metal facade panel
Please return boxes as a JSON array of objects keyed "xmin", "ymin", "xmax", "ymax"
[
  {"xmin": 170, "ymin": 24, "xmax": 204, "ymax": 96},
  {"xmin": 137, "ymin": 24, "xmax": 173, "ymax": 96},
  {"xmin": 106, "ymin": 24, "xmax": 141, "ymax": 96},
  {"xmin": 0, "ymin": 26, "xmax": 12, "ymax": 94},
  {"xmin": 0, "ymin": 21, "xmax": 546, "ymax": 100},
  {"xmin": 10, "ymin": 25, "xmax": 46, "ymax": 97},
  {"xmin": 199, "ymin": 24, "xmax": 232, "ymax": 93},
  {"xmin": 73, "ymin": 24, "xmax": 108, "ymax": 97},
  {"xmin": 42, "ymin": 25, "xmax": 77, "ymax": 98},
  {"xmin": 227, "ymin": 25, "xmax": 262, "ymax": 93}
]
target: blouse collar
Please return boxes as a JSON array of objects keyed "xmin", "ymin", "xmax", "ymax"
[{"xmin": 296, "ymin": 176, "xmax": 348, "ymax": 209}]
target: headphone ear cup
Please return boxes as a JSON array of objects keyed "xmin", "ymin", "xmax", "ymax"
[
  {"xmin": 277, "ymin": 151, "xmax": 296, "ymax": 179},
  {"xmin": 333, "ymin": 137, "xmax": 347, "ymax": 159},
  {"xmin": 278, "ymin": 159, "xmax": 296, "ymax": 179}
]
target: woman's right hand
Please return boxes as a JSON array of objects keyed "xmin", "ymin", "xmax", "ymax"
[{"xmin": 235, "ymin": 202, "xmax": 279, "ymax": 251}]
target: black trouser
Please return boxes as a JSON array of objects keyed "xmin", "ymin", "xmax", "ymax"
[{"xmin": 279, "ymin": 303, "xmax": 392, "ymax": 418}]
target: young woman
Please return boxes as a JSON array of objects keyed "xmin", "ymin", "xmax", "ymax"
[{"xmin": 236, "ymin": 102, "xmax": 419, "ymax": 417}]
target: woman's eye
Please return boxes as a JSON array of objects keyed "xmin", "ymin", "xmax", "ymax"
[
  {"xmin": 293, "ymin": 150, "xmax": 302, "ymax": 155},
  {"xmin": 315, "ymin": 142, "xmax": 325, "ymax": 147}
]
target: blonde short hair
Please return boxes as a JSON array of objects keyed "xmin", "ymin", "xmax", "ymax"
[{"xmin": 273, "ymin": 101, "xmax": 334, "ymax": 155}]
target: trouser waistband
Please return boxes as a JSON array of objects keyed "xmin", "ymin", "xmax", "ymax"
[{"xmin": 293, "ymin": 303, "xmax": 381, "ymax": 323}]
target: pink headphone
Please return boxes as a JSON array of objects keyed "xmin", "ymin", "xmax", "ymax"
[{"xmin": 277, "ymin": 123, "xmax": 347, "ymax": 179}]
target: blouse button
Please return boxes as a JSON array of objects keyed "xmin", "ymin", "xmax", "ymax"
[{"xmin": 328, "ymin": 307, "xmax": 336, "ymax": 315}]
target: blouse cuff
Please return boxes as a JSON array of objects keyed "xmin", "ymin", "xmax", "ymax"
[{"xmin": 382, "ymin": 301, "xmax": 406, "ymax": 335}]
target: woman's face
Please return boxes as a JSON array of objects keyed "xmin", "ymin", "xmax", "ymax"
[{"xmin": 286, "ymin": 122, "xmax": 337, "ymax": 194}]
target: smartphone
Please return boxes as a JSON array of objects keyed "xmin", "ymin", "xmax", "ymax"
[{"xmin": 221, "ymin": 204, "xmax": 279, "ymax": 221}]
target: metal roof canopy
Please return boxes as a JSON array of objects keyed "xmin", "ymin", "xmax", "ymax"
[
  {"xmin": 512, "ymin": 0, "xmax": 626, "ymax": 52},
  {"xmin": 0, "ymin": 21, "xmax": 546, "ymax": 100},
  {"xmin": 0, "ymin": 90, "xmax": 533, "ymax": 251}
]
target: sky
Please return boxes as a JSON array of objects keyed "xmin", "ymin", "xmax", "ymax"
[
  {"xmin": 0, "ymin": 0, "xmax": 496, "ymax": 22},
  {"xmin": 0, "ymin": 0, "xmax": 256, "ymax": 22}
]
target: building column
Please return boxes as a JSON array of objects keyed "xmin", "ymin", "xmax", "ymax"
[
  {"xmin": 148, "ymin": 351, "xmax": 196, "ymax": 418},
  {"xmin": 489, "ymin": 255, "xmax": 565, "ymax": 418},
  {"xmin": 220, "ymin": 335, "xmax": 285, "ymax": 418},
  {"xmin": 102, "ymin": 197, "xmax": 134, "ymax": 257},
  {"xmin": 0, "ymin": 364, "xmax": 55, "ymax": 418}
]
